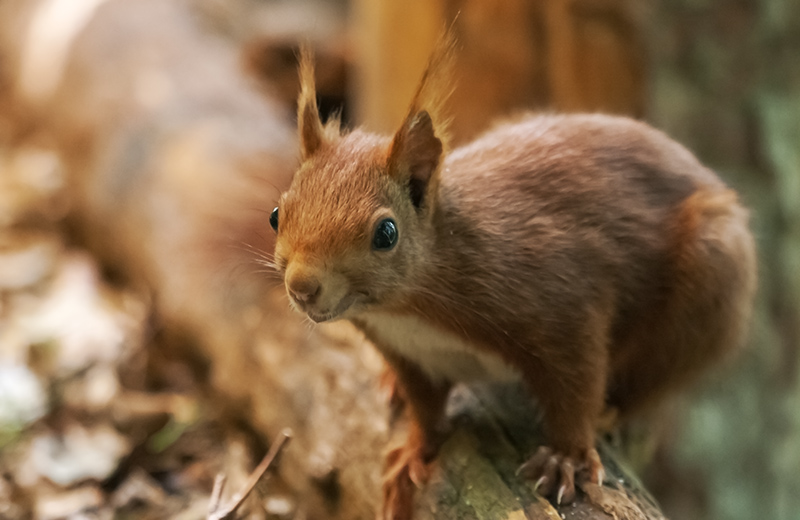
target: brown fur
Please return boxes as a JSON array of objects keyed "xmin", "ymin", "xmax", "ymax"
[{"xmin": 273, "ymin": 36, "xmax": 757, "ymax": 518}]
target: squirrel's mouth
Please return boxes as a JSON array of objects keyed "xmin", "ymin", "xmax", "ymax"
[
  {"xmin": 302, "ymin": 296, "xmax": 359, "ymax": 323},
  {"xmin": 290, "ymin": 289, "xmax": 372, "ymax": 324},
  {"xmin": 306, "ymin": 311, "xmax": 335, "ymax": 323}
]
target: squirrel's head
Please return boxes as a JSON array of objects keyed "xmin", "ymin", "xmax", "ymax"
[{"xmin": 270, "ymin": 47, "xmax": 447, "ymax": 322}]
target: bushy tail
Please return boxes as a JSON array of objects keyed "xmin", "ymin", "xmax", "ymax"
[{"xmin": 609, "ymin": 187, "xmax": 757, "ymax": 417}]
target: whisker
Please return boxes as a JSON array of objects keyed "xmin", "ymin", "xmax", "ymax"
[
  {"xmin": 235, "ymin": 241, "xmax": 288, "ymax": 277},
  {"xmin": 250, "ymin": 270, "xmax": 283, "ymax": 281},
  {"xmin": 238, "ymin": 242, "xmax": 276, "ymax": 261},
  {"xmin": 302, "ymin": 316, "xmax": 318, "ymax": 338},
  {"xmin": 253, "ymin": 259, "xmax": 280, "ymax": 270},
  {"xmin": 241, "ymin": 173, "xmax": 284, "ymax": 197}
]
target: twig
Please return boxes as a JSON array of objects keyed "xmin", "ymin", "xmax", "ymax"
[
  {"xmin": 207, "ymin": 428, "xmax": 293, "ymax": 520},
  {"xmin": 208, "ymin": 474, "xmax": 227, "ymax": 515}
]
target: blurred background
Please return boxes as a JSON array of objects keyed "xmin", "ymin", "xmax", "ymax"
[{"xmin": 0, "ymin": 0, "xmax": 798, "ymax": 519}]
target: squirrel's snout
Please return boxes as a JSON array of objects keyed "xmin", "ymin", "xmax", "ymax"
[
  {"xmin": 284, "ymin": 263, "xmax": 352, "ymax": 320},
  {"xmin": 288, "ymin": 276, "xmax": 321, "ymax": 305}
]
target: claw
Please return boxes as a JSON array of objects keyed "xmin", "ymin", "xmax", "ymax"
[
  {"xmin": 585, "ymin": 448, "xmax": 604, "ymax": 485},
  {"xmin": 558, "ymin": 459, "xmax": 575, "ymax": 504},
  {"xmin": 519, "ymin": 446, "xmax": 594, "ymax": 505},
  {"xmin": 596, "ymin": 467, "xmax": 605, "ymax": 485}
]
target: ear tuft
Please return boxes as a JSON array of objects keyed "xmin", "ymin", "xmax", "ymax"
[
  {"xmin": 388, "ymin": 110, "xmax": 443, "ymax": 209},
  {"xmin": 298, "ymin": 45, "xmax": 324, "ymax": 159},
  {"xmin": 386, "ymin": 26, "xmax": 456, "ymax": 209}
]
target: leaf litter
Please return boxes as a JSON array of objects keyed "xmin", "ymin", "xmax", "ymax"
[{"xmin": 0, "ymin": 145, "xmax": 296, "ymax": 520}]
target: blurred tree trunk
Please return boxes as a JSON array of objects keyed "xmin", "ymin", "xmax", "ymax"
[
  {"xmin": 644, "ymin": 2, "xmax": 800, "ymax": 519},
  {"xmin": 353, "ymin": 0, "xmax": 646, "ymax": 143}
]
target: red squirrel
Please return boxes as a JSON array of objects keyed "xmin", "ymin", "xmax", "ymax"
[{"xmin": 270, "ymin": 38, "xmax": 757, "ymax": 516}]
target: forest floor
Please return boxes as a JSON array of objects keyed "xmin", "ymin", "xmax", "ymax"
[{"xmin": 0, "ymin": 145, "xmax": 293, "ymax": 520}]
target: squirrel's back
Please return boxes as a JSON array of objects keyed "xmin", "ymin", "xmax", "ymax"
[
  {"xmin": 418, "ymin": 112, "xmax": 755, "ymax": 414},
  {"xmin": 426, "ymin": 113, "xmax": 720, "ymax": 322},
  {"xmin": 441, "ymin": 113, "xmax": 722, "ymax": 226}
]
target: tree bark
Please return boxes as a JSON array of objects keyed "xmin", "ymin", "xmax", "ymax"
[{"xmin": 352, "ymin": 0, "xmax": 646, "ymax": 144}]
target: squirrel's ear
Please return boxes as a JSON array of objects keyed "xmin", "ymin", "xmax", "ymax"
[
  {"xmin": 299, "ymin": 97, "xmax": 323, "ymax": 159},
  {"xmin": 388, "ymin": 110, "xmax": 443, "ymax": 209},
  {"xmin": 298, "ymin": 46, "xmax": 324, "ymax": 159}
]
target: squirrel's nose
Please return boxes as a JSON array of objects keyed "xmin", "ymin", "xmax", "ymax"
[{"xmin": 288, "ymin": 277, "xmax": 321, "ymax": 305}]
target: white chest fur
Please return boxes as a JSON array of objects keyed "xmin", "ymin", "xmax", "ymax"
[{"xmin": 357, "ymin": 313, "xmax": 520, "ymax": 383}]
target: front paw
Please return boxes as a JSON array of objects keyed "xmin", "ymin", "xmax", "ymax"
[
  {"xmin": 381, "ymin": 440, "xmax": 433, "ymax": 520},
  {"xmin": 381, "ymin": 424, "xmax": 447, "ymax": 520},
  {"xmin": 517, "ymin": 446, "xmax": 604, "ymax": 505}
]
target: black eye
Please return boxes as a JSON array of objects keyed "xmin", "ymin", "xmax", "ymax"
[
  {"xmin": 372, "ymin": 218, "xmax": 398, "ymax": 251},
  {"xmin": 269, "ymin": 207, "xmax": 279, "ymax": 231}
]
